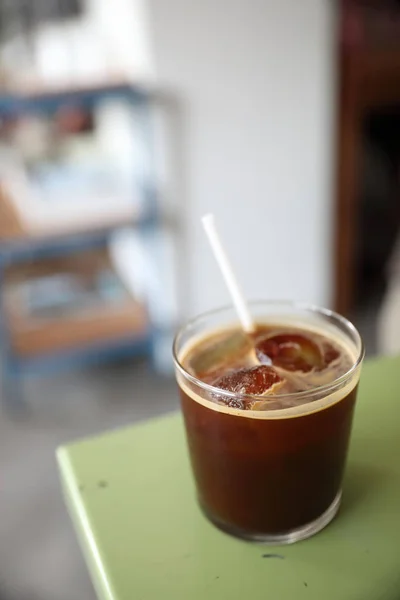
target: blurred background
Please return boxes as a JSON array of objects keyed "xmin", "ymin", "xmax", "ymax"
[{"xmin": 0, "ymin": 0, "xmax": 399, "ymax": 598}]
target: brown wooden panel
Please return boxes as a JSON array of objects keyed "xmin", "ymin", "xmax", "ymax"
[
  {"xmin": 334, "ymin": 52, "xmax": 363, "ymax": 315},
  {"xmin": 8, "ymin": 302, "xmax": 148, "ymax": 357},
  {"xmin": 335, "ymin": 1, "xmax": 400, "ymax": 315},
  {"xmin": 360, "ymin": 50, "xmax": 400, "ymax": 108}
]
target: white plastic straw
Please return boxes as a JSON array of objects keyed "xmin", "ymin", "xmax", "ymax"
[{"xmin": 202, "ymin": 213, "xmax": 255, "ymax": 333}]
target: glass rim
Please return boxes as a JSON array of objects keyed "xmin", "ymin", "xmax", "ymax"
[{"xmin": 172, "ymin": 300, "xmax": 365, "ymax": 402}]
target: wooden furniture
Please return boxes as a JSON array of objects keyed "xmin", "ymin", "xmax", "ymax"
[
  {"xmin": 335, "ymin": 0, "xmax": 400, "ymax": 314},
  {"xmin": 4, "ymin": 249, "xmax": 148, "ymax": 357},
  {"xmin": 58, "ymin": 356, "xmax": 400, "ymax": 600},
  {"xmin": 0, "ymin": 184, "xmax": 26, "ymax": 239}
]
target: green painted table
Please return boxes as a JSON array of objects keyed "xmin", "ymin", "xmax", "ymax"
[{"xmin": 57, "ymin": 357, "xmax": 400, "ymax": 600}]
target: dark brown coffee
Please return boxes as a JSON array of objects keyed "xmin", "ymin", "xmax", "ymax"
[{"xmin": 177, "ymin": 323, "xmax": 358, "ymax": 539}]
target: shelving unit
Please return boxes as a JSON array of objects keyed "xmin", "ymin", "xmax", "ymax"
[{"xmin": 0, "ymin": 81, "xmax": 162, "ymax": 408}]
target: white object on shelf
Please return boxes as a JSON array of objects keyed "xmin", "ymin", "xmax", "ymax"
[
  {"xmin": 0, "ymin": 152, "xmax": 140, "ymax": 236},
  {"xmin": 109, "ymin": 227, "xmax": 178, "ymax": 373},
  {"xmin": 109, "ymin": 226, "xmax": 178, "ymax": 325}
]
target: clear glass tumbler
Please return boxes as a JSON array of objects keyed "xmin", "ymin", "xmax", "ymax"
[{"xmin": 173, "ymin": 301, "xmax": 364, "ymax": 544}]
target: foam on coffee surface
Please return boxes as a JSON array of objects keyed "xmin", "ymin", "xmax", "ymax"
[{"xmin": 177, "ymin": 320, "xmax": 361, "ymax": 420}]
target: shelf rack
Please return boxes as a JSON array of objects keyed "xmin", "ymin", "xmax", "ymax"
[{"xmin": 0, "ymin": 81, "xmax": 162, "ymax": 408}]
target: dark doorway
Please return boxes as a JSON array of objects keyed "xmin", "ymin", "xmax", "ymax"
[{"xmin": 335, "ymin": 0, "xmax": 400, "ymax": 354}]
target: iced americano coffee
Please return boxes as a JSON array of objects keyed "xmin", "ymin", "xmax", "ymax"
[{"xmin": 173, "ymin": 301, "xmax": 364, "ymax": 544}]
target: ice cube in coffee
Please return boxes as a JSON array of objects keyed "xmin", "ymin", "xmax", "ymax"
[{"xmin": 173, "ymin": 302, "xmax": 364, "ymax": 544}]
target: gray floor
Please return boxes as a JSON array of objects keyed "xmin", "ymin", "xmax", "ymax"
[{"xmin": 0, "ymin": 360, "xmax": 179, "ymax": 600}]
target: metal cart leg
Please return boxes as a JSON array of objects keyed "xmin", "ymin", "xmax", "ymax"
[
  {"xmin": 0, "ymin": 260, "xmax": 25, "ymax": 411},
  {"xmin": 2, "ymin": 362, "xmax": 25, "ymax": 413}
]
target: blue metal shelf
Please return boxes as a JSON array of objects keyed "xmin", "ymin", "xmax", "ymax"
[
  {"xmin": 0, "ymin": 80, "xmax": 162, "ymax": 408},
  {"xmin": 0, "ymin": 81, "xmax": 149, "ymax": 117},
  {"xmin": 11, "ymin": 334, "xmax": 153, "ymax": 378},
  {"xmin": 0, "ymin": 215, "xmax": 157, "ymax": 266}
]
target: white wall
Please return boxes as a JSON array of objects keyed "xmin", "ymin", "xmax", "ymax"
[{"xmin": 146, "ymin": 0, "xmax": 336, "ymax": 317}]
